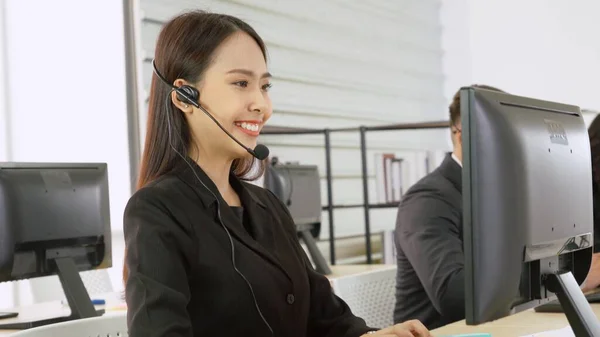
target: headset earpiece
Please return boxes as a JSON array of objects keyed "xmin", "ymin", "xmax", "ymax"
[
  {"xmin": 152, "ymin": 59, "xmax": 200, "ymax": 108},
  {"xmin": 176, "ymin": 85, "xmax": 200, "ymax": 108}
]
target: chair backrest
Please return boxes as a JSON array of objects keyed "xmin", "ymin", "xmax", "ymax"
[
  {"xmin": 8, "ymin": 312, "xmax": 128, "ymax": 337},
  {"xmin": 330, "ymin": 265, "xmax": 397, "ymax": 329},
  {"xmin": 29, "ymin": 270, "xmax": 114, "ymax": 303}
]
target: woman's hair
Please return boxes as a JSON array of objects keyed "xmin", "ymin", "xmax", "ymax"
[
  {"xmin": 123, "ymin": 10, "xmax": 268, "ymax": 284},
  {"xmin": 589, "ymin": 114, "xmax": 600, "ymax": 190},
  {"xmin": 138, "ymin": 10, "xmax": 267, "ymax": 191}
]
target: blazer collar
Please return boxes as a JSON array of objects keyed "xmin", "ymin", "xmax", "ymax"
[
  {"xmin": 174, "ymin": 158, "xmax": 266, "ymax": 209},
  {"xmin": 221, "ymin": 175, "xmax": 294, "ymax": 282},
  {"xmin": 438, "ymin": 152, "xmax": 462, "ymax": 193},
  {"xmin": 175, "ymin": 158, "xmax": 291, "ymax": 281}
]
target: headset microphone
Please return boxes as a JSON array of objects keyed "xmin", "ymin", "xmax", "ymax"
[
  {"xmin": 251, "ymin": 144, "xmax": 270, "ymax": 161},
  {"xmin": 152, "ymin": 60, "xmax": 270, "ymax": 161}
]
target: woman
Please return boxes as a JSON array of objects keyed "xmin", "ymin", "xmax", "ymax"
[{"xmin": 123, "ymin": 10, "xmax": 430, "ymax": 337}]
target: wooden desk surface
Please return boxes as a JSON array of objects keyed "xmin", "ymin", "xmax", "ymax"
[
  {"xmin": 432, "ymin": 305, "xmax": 595, "ymax": 336},
  {"xmin": 3, "ymin": 293, "xmax": 582, "ymax": 337}
]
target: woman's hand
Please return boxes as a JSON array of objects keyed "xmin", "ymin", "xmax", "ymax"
[{"xmin": 361, "ymin": 320, "xmax": 431, "ymax": 337}]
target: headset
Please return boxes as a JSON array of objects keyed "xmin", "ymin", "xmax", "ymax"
[
  {"xmin": 152, "ymin": 60, "xmax": 274, "ymax": 335},
  {"xmin": 152, "ymin": 60, "xmax": 269, "ymax": 160}
]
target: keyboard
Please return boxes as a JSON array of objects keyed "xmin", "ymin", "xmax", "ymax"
[{"xmin": 534, "ymin": 292, "xmax": 600, "ymax": 313}]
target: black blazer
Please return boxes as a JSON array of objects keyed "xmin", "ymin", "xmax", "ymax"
[
  {"xmin": 123, "ymin": 159, "xmax": 374, "ymax": 337},
  {"xmin": 393, "ymin": 153, "xmax": 464, "ymax": 330}
]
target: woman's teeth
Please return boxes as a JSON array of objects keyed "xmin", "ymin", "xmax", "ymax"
[{"xmin": 236, "ymin": 122, "xmax": 259, "ymax": 132}]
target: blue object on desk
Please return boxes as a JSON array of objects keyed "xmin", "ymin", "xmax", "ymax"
[
  {"xmin": 61, "ymin": 298, "xmax": 106, "ymax": 306},
  {"xmin": 91, "ymin": 299, "xmax": 106, "ymax": 305}
]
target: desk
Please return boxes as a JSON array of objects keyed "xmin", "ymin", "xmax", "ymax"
[
  {"xmin": 0, "ymin": 292, "xmax": 125, "ymax": 336},
  {"xmin": 432, "ymin": 305, "xmax": 600, "ymax": 336},
  {"xmin": 2, "ymin": 301, "xmax": 584, "ymax": 337}
]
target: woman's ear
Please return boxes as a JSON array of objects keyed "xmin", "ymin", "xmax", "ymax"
[
  {"xmin": 171, "ymin": 78, "xmax": 194, "ymax": 114},
  {"xmin": 171, "ymin": 91, "xmax": 194, "ymax": 114}
]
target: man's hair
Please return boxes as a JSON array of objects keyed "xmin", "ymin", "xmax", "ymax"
[{"xmin": 449, "ymin": 84, "xmax": 506, "ymax": 128}]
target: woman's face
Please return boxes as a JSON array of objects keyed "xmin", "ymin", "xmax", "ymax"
[{"xmin": 176, "ymin": 31, "xmax": 273, "ymax": 161}]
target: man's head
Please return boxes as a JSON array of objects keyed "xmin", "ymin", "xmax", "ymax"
[{"xmin": 449, "ymin": 84, "xmax": 506, "ymax": 162}]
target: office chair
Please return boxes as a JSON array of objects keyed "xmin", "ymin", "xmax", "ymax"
[{"xmin": 330, "ymin": 265, "xmax": 397, "ymax": 328}]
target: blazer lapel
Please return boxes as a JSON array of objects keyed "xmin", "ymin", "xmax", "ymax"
[
  {"xmin": 175, "ymin": 158, "xmax": 293, "ymax": 281},
  {"xmin": 220, "ymin": 175, "xmax": 293, "ymax": 282}
]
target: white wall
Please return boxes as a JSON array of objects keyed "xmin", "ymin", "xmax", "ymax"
[
  {"xmin": 441, "ymin": 0, "xmax": 600, "ymax": 112},
  {"xmin": 0, "ymin": 0, "xmax": 12, "ymax": 310},
  {"xmin": 0, "ymin": 0, "xmax": 131, "ymax": 306},
  {"xmin": 0, "ymin": 0, "xmax": 9, "ymax": 162}
]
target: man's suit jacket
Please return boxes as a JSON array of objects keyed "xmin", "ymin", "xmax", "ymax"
[
  {"xmin": 123, "ymin": 159, "xmax": 374, "ymax": 337},
  {"xmin": 393, "ymin": 153, "xmax": 464, "ymax": 330}
]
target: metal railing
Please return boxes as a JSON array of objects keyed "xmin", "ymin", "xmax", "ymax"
[{"xmin": 261, "ymin": 120, "xmax": 450, "ymax": 264}]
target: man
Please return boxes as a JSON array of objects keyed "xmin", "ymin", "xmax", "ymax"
[{"xmin": 393, "ymin": 84, "xmax": 505, "ymax": 330}]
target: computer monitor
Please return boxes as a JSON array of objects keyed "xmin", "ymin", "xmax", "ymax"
[
  {"xmin": 462, "ymin": 87, "xmax": 600, "ymax": 336},
  {"xmin": 264, "ymin": 161, "xmax": 322, "ymax": 229},
  {"xmin": 0, "ymin": 162, "xmax": 111, "ymax": 329},
  {"xmin": 264, "ymin": 159, "xmax": 331, "ymax": 274}
]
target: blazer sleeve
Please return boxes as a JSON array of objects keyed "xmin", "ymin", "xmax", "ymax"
[
  {"xmin": 123, "ymin": 187, "xmax": 195, "ymax": 337},
  {"xmin": 265, "ymin": 190, "xmax": 376, "ymax": 337},
  {"xmin": 304, "ymin": 263, "xmax": 378, "ymax": 336},
  {"xmin": 395, "ymin": 195, "xmax": 464, "ymax": 321}
]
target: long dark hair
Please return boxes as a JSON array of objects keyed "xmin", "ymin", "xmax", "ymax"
[{"xmin": 124, "ymin": 10, "xmax": 268, "ymax": 283}]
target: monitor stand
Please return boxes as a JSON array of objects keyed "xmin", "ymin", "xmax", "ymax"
[
  {"xmin": 0, "ymin": 257, "xmax": 104, "ymax": 330},
  {"xmin": 297, "ymin": 224, "xmax": 332, "ymax": 275},
  {"xmin": 545, "ymin": 271, "xmax": 600, "ymax": 337}
]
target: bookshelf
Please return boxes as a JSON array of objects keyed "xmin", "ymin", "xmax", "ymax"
[{"xmin": 261, "ymin": 120, "xmax": 449, "ymax": 264}]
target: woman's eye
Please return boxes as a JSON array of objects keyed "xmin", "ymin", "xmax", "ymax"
[
  {"xmin": 234, "ymin": 81, "xmax": 248, "ymax": 88},
  {"xmin": 262, "ymin": 83, "xmax": 273, "ymax": 92}
]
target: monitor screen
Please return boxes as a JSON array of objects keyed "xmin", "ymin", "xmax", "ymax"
[
  {"xmin": 264, "ymin": 163, "xmax": 322, "ymax": 229},
  {"xmin": 462, "ymin": 87, "xmax": 594, "ymax": 325},
  {"xmin": 0, "ymin": 162, "xmax": 111, "ymax": 282}
]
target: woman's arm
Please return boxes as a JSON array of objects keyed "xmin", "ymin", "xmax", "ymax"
[
  {"xmin": 123, "ymin": 187, "xmax": 195, "ymax": 337},
  {"xmin": 264, "ymin": 189, "xmax": 430, "ymax": 337}
]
